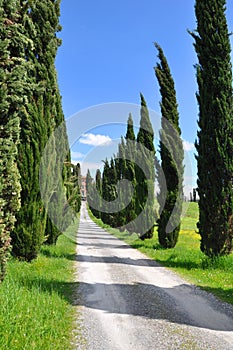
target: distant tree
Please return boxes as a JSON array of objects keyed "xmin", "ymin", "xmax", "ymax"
[
  {"xmin": 86, "ymin": 169, "xmax": 93, "ymax": 201},
  {"xmin": 190, "ymin": 192, "xmax": 193, "ymax": 203},
  {"xmin": 115, "ymin": 138, "xmax": 127, "ymax": 228},
  {"xmin": 71, "ymin": 163, "xmax": 81, "ymax": 212},
  {"xmin": 135, "ymin": 94, "xmax": 156, "ymax": 240},
  {"xmin": 137, "ymin": 94, "xmax": 155, "ymax": 152},
  {"xmin": 100, "ymin": 159, "xmax": 118, "ymax": 226},
  {"xmin": 45, "ymin": 161, "xmax": 81, "ymax": 245},
  {"xmin": 124, "ymin": 114, "xmax": 137, "ymax": 232},
  {"xmin": 193, "ymin": 188, "xmax": 197, "ymax": 203},
  {"xmin": 101, "ymin": 160, "xmax": 110, "ymax": 225},
  {"xmin": 190, "ymin": 0, "xmax": 233, "ymax": 256},
  {"xmin": 154, "ymin": 43, "xmax": 184, "ymax": 248},
  {"xmin": 95, "ymin": 169, "xmax": 102, "ymax": 218},
  {"xmin": 126, "ymin": 113, "xmax": 136, "ymax": 142},
  {"xmin": 90, "ymin": 169, "xmax": 102, "ymax": 219}
]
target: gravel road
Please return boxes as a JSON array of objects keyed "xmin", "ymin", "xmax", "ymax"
[{"xmin": 74, "ymin": 202, "xmax": 233, "ymax": 350}]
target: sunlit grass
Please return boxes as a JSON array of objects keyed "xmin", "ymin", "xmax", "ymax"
[
  {"xmin": 0, "ymin": 219, "xmax": 79, "ymax": 350},
  {"xmin": 89, "ymin": 203, "xmax": 233, "ymax": 306}
]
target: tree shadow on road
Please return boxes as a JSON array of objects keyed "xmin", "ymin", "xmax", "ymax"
[
  {"xmin": 17, "ymin": 274, "xmax": 233, "ymax": 332},
  {"xmin": 75, "ymin": 281, "xmax": 233, "ymax": 332}
]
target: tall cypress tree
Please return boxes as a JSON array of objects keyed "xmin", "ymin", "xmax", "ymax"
[
  {"xmin": 12, "ymin": 0, "xmax": 71, "ymax": 258},
  {"xmin": 135, "ymin": 94, "xmax": 156, "ymax": 240},
  {"xmin": 190, "ymin": 0, "xmax": 233, "ymax": 256},
  {"xmin": 101, "ymin": 161, "xmax": 109, "ymax": 225},
  {"xmin": 86, "ymin": 169, "xmax": 92, "ymax": 189},
  {"xmin": 126, "ymin": 113, "xmax": 136, "ymax": 142},
  {"xmin": 0, "ymin": 0, "xmax": 25, "ymax": 279},
  {"xmin": 154, "ymin": 43, "xmax": 184, "ymax": 248},
  {"xmin": 68, "ymin": 163, "xmax": 81, "ymax": 214},
  {"xmin": 38, "ymin": 1, "xmax": 74, "ymax": 245},
  {"xmin": 12, "ymin": 1, "xmax": 50, "ymax": 259},
  {"xmin": 124, "ymin": 114, "xmax": 137, "ymax": 232},
  {"xmin": 115, "ymin": 137, "xmax": 127, "ymax": 228},
  {"xmin": 88, "ymin": 168, "xmax": 102, "ymax": 219},
  {"xmin": 101, "ymin": 159, "xmax": 118, "ymax": 225},
  {"xmin": 94, "ymin": 169, "xmax": 102, "ymax": 219}
]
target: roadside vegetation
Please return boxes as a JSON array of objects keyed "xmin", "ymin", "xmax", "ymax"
[
  {"xmin": 89, "ymin": 203, "xmax": 233, "ymax": 306},
  {"xmin": 0, "ymin": 220, "xmax": 79, "ymax": 350}
]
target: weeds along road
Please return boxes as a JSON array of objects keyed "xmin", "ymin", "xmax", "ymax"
[{"xmin": 74, "ymin": 202, "xmax": 233, "ymax": 350}]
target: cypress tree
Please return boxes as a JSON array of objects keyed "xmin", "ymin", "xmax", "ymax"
[
  {"xmin": 34, "ymin": 0, "xmax": 73, "ymax": 245},
  {"xmin": 124, "ymin": 114, "xmax": 137, "ymax": 232},
  {"xmin": 71, "ymin": 163, "xmax": 82, "ymax": 214},
  {"xmin": 101, "ymin": 161, "xmax": 109, "ymax": 225},
  {"xmin": 86, "ymin": 169, "xmax": 93, "ymax": 207},
  {"xmin": 66, "ymin": 162, "xmax": 81, "ymax": 214},
  {"xmin": 137, "ymin": 94, "xmax": 155, "ymax": 153},
  {"xmin": 93, "ymin": 169, "xmax": 102, "ymax": 219},
  {"xmin": 190, "ymin": 0, "xmax": 233, "ymax": 256},
  {"xmin": 115, "ymin": 137, "xmax": 127, "ymax": 228},
  {"xmin": 12, "ymin": 0, "xmax": 71, "ymax": 258},
  {"xmin": 101, "ymin": 159, "xmax": 118, "ymax": 225},
  {"xmin": 88, "ymin": 168, "xmax": 102, "ymax": 219},
  {"xmin": 0, "ymin": 0, "xmax": 24, "ymax": 279},
  {"xmin": 135, "ymin": 94, "xmax": 156, "ymax": 240},
  {"xmin": 126, "ymin": 113, "xmax": 136, "ymax": 142},
  {"xmin": 154, "ymin": 43, "xmax": 184, "ymax": 248}
]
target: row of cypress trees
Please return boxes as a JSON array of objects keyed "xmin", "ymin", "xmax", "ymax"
[
  {"xmin": 88, "ymin": 75, "xmax": 184, "ymax": 245},
  {"xmin": 0, "ymin": 0, "xmax": 80, "ymax": 281},
  {"xmin": 88, "ymin": 0, "xmax": 233, "ymax": 257}
]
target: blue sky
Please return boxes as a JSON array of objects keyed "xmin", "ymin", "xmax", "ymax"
[{"xmin": 55, "ymin": 0, "xmax": 233, "ymax": 196}]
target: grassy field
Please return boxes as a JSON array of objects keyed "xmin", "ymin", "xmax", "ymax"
[
  {"xmin": 89, "ymin": 203, "xmax": 233, "ymax": 306},
  {"xmin": 0, "ymin": 219, "xmax": 80, "ymax": 350}
]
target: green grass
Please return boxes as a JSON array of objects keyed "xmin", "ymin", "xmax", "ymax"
[
  {"xmin": 0, "ymin": 219, "xmax": 80, "ymax": 350},
  {"xmin": 89, "ymin": 203, "xmax": 233, "ymax": 306}
]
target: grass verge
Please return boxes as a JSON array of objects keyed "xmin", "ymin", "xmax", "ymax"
[
  {"xmin": 0, "ymin": 218, "xmax": 79, "ymax": 350},
  {"xmin": 88, "ymin": 203, "xmax": 233, "ymax": 306}
]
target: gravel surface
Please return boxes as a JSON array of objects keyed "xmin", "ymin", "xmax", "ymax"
[{"xmin": 73, "ymin": 202, "xmax": 233, "ymax": 350}]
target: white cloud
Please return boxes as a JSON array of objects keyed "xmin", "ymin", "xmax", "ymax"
[
  {"xmin": 79, "ymin": 133, "xmax": 112, "ymax": 146},
  {"xmin": 183, "ymin": 140, "xmax": 195, "ymax": 151},
  {"xmin": 71, "ymin": 151, "xmax": 85, "ymax": 160}
]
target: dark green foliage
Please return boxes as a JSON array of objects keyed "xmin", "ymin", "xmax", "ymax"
[
  {"xmin": 44, "ymin": 159, "xmax": 81, "ymax": 246},
  {"xmin": 12, "ymin": 0, "xmax": 71, "ymax": 258},
  {"xmin": 190, "ymin": 0, "xmax": 233, "ymax": 256},
  {"xmin": 89, "ymin": 102, "xmax": 156, "ymax": 239},
  {"xmin": 135, "ymin": 94, "xmax": 156, "ymax": 240},
  {"xmin": 100, "ymin": 159, "xmax": 118, "ymax": 226},
  {"xmin": 13, "ymin": 96, "xmax": 48, "ymax": 260},
  {"xmin": 118, "ymin": 118, "xmax": 138, "ymax": 232},
  {"xmin": 193, "ymin": 188, "xmax": 197, "ymax": 203},
  {"xmin": 154, "ymin": 43, "xmax": 184, "ymax": 248},
  {"xmin": 86, "ymin": 168, "xmax": 94, "ymax": 212},
  {"xmin": 0, "ymin": 0, "xmax": 28, "ymax": 279},
  {"xmin": 115, "ymin": 139, "xmax": 127, "ymax": 229},
  {"xmin": 68, "ymin": 163, "xmax": 81, "ymax": 214},
  {"xmin": 137, "ymin": 94, "xmax": 155, "ymax": 153},
  {"xmin": 43, "ymin": 120, "xmax": 75, "ymax": 246},
  {"xmin": 86, "ymin": 169, "xmax": 92, "ymax": 198},
  {"xmin": 34, "ymin": 0, "xmax": 72, "ymax": 246},
  {"xmin": 125, "ymin": 113, "xmax": 136, "ymax": 142},
  {"xmin": 90, "ymin": 169, "xmax": 102, "ymax": 219},
  {"xmin": 110, "ymin": 118, "xmax": 137, "ymax": 232}
]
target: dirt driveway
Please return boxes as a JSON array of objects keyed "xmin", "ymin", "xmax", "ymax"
[{"xmin": 74, "ymin": 202, "xmax": 233, "ymax": 350}]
